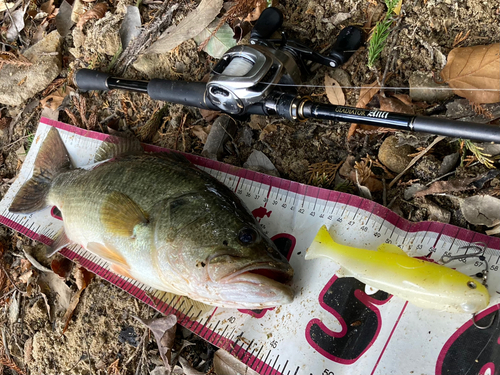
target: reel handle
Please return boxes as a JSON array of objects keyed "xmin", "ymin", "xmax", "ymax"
[
  {"xmin": 329, "ymin": 26, "xmax": 364, "ymax": 65},
  {"xmin": 250, "ymin": 7, "xmax": 283, "ymax": 41}
]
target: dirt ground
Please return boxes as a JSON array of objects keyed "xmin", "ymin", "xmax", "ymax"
[{"xmin": 0, "ymin": 0, "xmax": 499, "ymax": 374}]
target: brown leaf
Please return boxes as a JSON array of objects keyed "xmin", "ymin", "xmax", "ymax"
[
  {"xmin": 191, "ymin": 125, "xmax": 211, "ymax": 144},
  {"xmin": 199, "ymin": 108, "xmax": 220, "ymax": 122},
  {"xmin": 62, "ymin": 266, "xmax": 94, "ymax": 333},
  {"xmin": 414, "ymin": 177, "xmax": 476, "ymax": 197},
  {"xmin": 259, "ymin": 123, "xmax": 278, "ymax": 141},
  {"xmin": 50, "ymin": 257, "xmax": 74, "ymax": 279},
  {"xmin": 324, "ymin": 74, "xmax": 345, "ymax": 105},
  {"xmin": 244, "ymin": 0, "xmax": 267, "ymax": 22},
  {"xmin": 76, "ymin": 2, "xmax": 107, "ymax": 29},
  {"xmin": 347, "ymin": 80, "xmax": 380, "ymax": 139},
  {"xmin": 378, "ymin": 95, "xmax": 415, "ymax": 115},
  {"xmin": 440, "ymin": 43, "xmax": 500, "ymax": 104},
  {"xmin": 134, "ymin": 315, "xmax": 177, "ymax": 369},
  {"xmin": 40, "ymin": 87, "xmax": 74, "ymax": 111},
  {"xmin": 40, "ymin": 0, "xmax": 55, "ymax": 16}
]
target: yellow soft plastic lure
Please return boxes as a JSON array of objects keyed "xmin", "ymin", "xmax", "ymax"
[{"xmin": 306, "ymin": 225, "xmax": 490, "ymax": 314}]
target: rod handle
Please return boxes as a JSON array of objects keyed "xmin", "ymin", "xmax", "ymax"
[{"xmin": 75, "ymin": 69, "xmax": 110, "ymax": 91}]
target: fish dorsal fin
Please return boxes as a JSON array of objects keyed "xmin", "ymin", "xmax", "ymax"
[
  {"xmin": 47, "ymin": 228, "xmax": 73, "ymax": 257},
  {"xmin": 100, "ymin": 191, "xmax": 148, "ymax": 237},
  {"xmin": 94, "ymin": 136, "xmax": 143, "ymax": 162},
  {"xmin": 377, "ymin": 243, "xmax": 408, "ymax": 256},
  {"xmin": 87, "ymin": 241, "xmax": 129, "ymax": 267}
]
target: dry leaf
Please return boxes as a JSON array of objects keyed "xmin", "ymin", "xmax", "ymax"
[
  {"xmin": 199, "ymin": 108, "xmax": 220, "ymax": 122},
  {"xmin": 62, "ymin": 265, "xmax": 94, "ymax": 333},
  {"xmin": 50, "ymin": 257, "xmax": 73, "ymax": 279},
  {"xmin": 40, "ymin": 87, "xmax": 74, "ymax": 110},
  {"xmin": 393, "ymin": 0, "xmax": 403, "ymax": 15},
  {"xmin": 440, "ymin": 43, "xmax": 500, "ymax": 104},
  {"xmin": 243, "ymin": 0, "xmax": 267, "ymax": 22},
  {"xmin": 347, "ymin": 80, "xmax": 380, "ymax": 139},
  {"xmin": 378, "ymin": 95, "xmax": 415, "ymax": 114},
  {"xmin": 324, "ymin": 74, "xmax": 345, "ymax": 105},
  {"xmin": 134, "ymin": 315, "xmax": 177, "ymax": 368},
  {"xmin": 191, "ymin": 125, "xmax": 211, "ymax": 144},
  {"xmin": 76, "ymin": 2, "xmax": 107, "ymax": 29},
  {"xmin": 259, "ymin": 123, "xmax": 278, "ymax": 141},
  {"xmin": 460, "ymin": 195, "xmax": 500, "ymax": 227}
]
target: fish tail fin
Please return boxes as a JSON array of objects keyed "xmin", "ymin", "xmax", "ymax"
[
  {"xmin": 305, "ymin": 225, "xmax": 339, "ymax": 260},
  {"xmin": 10, "ymin": 127, "xmax": 71, "ymax": 213}
]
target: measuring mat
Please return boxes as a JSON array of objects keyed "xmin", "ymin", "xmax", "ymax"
[{"xmin": 1, "ymin": 119, "xmax": 499, "ymax": 375}]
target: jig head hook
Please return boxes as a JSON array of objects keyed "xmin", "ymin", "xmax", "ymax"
[{"xmin": 441, "ymin": 242, "xmax": 496, "ymax": 330}]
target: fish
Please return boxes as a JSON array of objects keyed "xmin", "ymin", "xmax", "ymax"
[
  {"xmin": 305, "ymin": 225, "xmax": 489, "ymax": 314},
  {"xmin": 9, "ymin": 127, "xmax": 294, "ymax": 309}
]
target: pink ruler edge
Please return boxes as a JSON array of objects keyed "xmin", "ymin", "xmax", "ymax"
[{"xmin": 1, "ymin": 118, "xmax": 499, "ymax": 375}]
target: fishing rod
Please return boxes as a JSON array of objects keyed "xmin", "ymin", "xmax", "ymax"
[{"xmin": 75, "ymin": 7, "xmax": 500, "ymax": 143}]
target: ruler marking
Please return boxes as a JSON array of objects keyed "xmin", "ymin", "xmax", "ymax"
[
  {"xmin": 243, "ymin": 339, "xmax": 254, "ymax": 364},
  {"xmin": 259, "ymin": 350, "xmax": 271, "ymax": 373},
  {"xmin": 215, "ymin": 324, "xmax": 228, "ymax": 347},
  {"xmin": 232, "ymin": 334, "xmax": 242, "ymax": 355},
  {"xmin": 293, "ymin": 366, "xmax": 300, "ymax": 375},
  {"xmin": 267, "ymin": 354, "xmax": 279, "ymax": 375},
  {"xmin": 233, "ymin": 176, "xmax": 242, "ymax": 193},
  {"xmin": 250, "ymin": 345, "xmax": 264, "ymax": 368},
  {"xmin": 352, "ymin": 206, "xmax": 360, "ymax": 220},
  {"xmin": 207, "ymin": 320, "xmax": 220, "ymax": 342},
  {"xmin": 181, "ymin": 305, "xmax": 193, "ymax": 325},
  {"xmin": 282, "ymin": 359, "xmax": 288, "ymax": 374}
]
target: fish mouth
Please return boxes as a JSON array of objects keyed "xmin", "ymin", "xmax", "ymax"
[{"xmin": 220, "ymin": 263, "xmax": 293, "ymax": 285}]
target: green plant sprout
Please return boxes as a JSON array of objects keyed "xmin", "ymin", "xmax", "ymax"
[
  {"xmin": 367, "ymin": 0, "xmax": 402, "ymax": 68},
  {"xmin": 461, "ymin": 139, "xmax": 495, "ymax": 169}
]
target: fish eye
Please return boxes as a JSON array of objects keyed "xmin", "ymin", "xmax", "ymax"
[
  {"xmin": 467, "ymin": 281, "xmax": 477, "ymax": 289},
  {"xmin": 238, "ymin": 227, "xmax": 258, "ymax": 245}
]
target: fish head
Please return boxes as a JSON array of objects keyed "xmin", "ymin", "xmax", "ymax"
[
  {"xmin": 439, "ymin": 273, "xmax": 490, "ymax": 313},
  {"xmin": 152, "ymin": 191, "xmax": 294, "ymax": 309}
]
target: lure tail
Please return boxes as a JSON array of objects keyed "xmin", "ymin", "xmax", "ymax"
[{"xmin": 9, "ymin": 127, "xmax": 71, "ymax": 213}]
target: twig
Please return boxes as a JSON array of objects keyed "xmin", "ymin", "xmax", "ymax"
[
  {"xmin": 114, "ymin": 3, "xmax": 179, "ymax": 75},
  {"xmin": 0, "ymin": 263, "xmax": 24, "ymax": 295},
  {"xmin": 388, "ymin": 136, "xmax": 445, "ymax": 188},
  {"xmin": 380, "ymin": 15, "xmax": 403, "ymax": 88}
]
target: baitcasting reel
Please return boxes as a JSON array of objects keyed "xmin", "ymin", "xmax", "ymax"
[{"xmin": 206, "ymin": 7, "xmax": 363, "ymax": 115}]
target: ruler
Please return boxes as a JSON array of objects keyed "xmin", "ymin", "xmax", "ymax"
[{"xmin": 1, "ymin": 118, "xmax": 500, "ymax": 375}]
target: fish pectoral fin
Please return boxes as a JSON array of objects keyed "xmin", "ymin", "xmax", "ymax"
[
  {"xmin": 377, "ymin": 243, "xmax": 408, "ymax": 256},
  {"xmin": 100, "ymin": 191, "xmax": 148, "ymax": 237},
  {"xmin": 47, "ymin": 229, "xmax": 73, "ymax": 257},
  {"xmin": 94, "ymin": 136, "xmax": 143, "ymax": 162},
  {"xmin": 86, "ymin": 241, "xmax": 129, "ymax": 268},
  {"xmin": 110, "ymin": 264, "xmax": 135, "ymax": 280}
]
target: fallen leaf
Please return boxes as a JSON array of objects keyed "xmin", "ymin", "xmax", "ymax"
[
  {"xmin": 347, "ymin": 80, "xmax": 380, "ymax": 139},
  {"xmin": 134, "ymin": 315, "xmax": 177, "ymax": 369},
  {"xmin": 191, "ymin": 124, "xmax": 211, "ymax": 144},
  {"xmin": 414, "ymin": 177, "xmax": 476, "ymax": 197},
  {"xmin": 51, "ymin": 257, "xmax": 74, "ymax": 279},
  {"xmin": 194, "ymin": 18, "xmax": 237, "ymax": 58},
  {"xmin": 18, "ymin": 269, "xmax": 33, "ymax": 284},
  {"xmin": 393, "ymin": 0, "xmax": 403, "ymax": 15},
  {"xmin": 62, "ymin": 265, "xmax": 94, "ymax": 333},
  {"xmin": 259, "ymin": 123, "xmax": 278, "ymax": 141},
  {"xmin": 178, "ymin": 357, "xmax": 205, "ymax": 375},
  {"xmin": 40, "ymin": 87, "xmax": 74, "ymax": 111},
  {"xmin": 199, "ymin": 108, "xmax": 220, "ymax": 122},
  {"xmin": 120, "ymin": 5, "xmax": 141, "ymax": 50},
  {"xmin": 55, "ymin": 0, "xmax": 75, "ymax": 36},
  {"xmin": 243, "ymin": 0, "xmax": 267, "ymax": 22},
  {"xmin": 76, "ymin": 2, "xmax": 107, "ymax": 29},
  {"xmin": 460, "ymin": 195, "xmax": 500, "ymax": 227},
  {"xmin": 0, "ymin": 0, "xmax": 16, "ymax": 12},
  {"xmin": 40, "ymin": 0, "xmax": 56, "ymax": 16},
  {"xmin": 146, "ymin": 0, "xmax": 223, "ymax": 54},
  {"xmin": 440, "ymin": 43, "xmax": 500, "ymax": 104},
  {"xmin": 214, "ymin": 349, "xmax": 260, "ymax": 375},
  {"xmin": 324, "ymin": 74, "xmax": 345, "ymax": 105},
  {"xmin": 378, "ymin": 95, "xmax": 415, "ymax": 114},
  {"xmin": 6, "ymin": 4, "xmax": 28, "ymax": 42},
  {"xmin": 486, "ymin": 224, "xmax": 500, "ymax": 236}
]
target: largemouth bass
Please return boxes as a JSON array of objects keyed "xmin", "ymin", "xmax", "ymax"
[
  {"xmin": 306, "ymin": 225, "xmax": 489, "ymax": 314},
  {"xmin": 10, "ymin": 127, "xmax": 294, "ymax": 309}
]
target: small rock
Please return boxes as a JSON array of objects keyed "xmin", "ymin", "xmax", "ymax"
[
  {"xmin": 239, "ymin": 126, "xmax": 253, "ymax": 147},
  {"xmin": 414, "ymin": 155, "xmax": 441, "ymax": 181},
  {"xmin": 243, "ymin": 150, "xmax": 279, "ymax": 177},
  {"xmin": 409, "ymin": 72, "xmax": 454, "ymax": 103},
  {"xmin": 420, "ymin": 198, "xmax": 451, "ymax": 223},
  {"xmin": 378, "ymin": 136, "xmax": 415, "ymax": 173},
  {"xmin": 0, "ymin": 31, "xmax": 62, "ymax": 106},
  {"xmin": 438, "ymin": 152, "xmax": 459, "ymax": 175}
]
